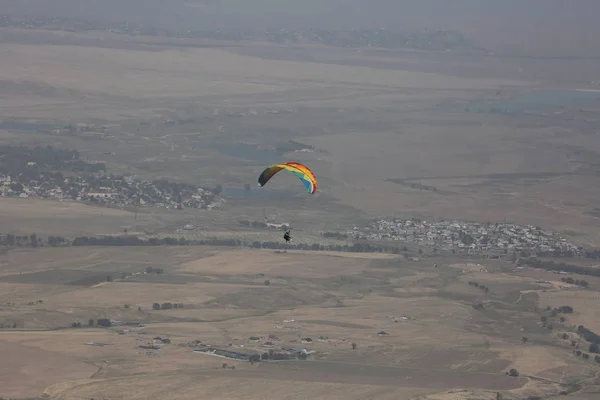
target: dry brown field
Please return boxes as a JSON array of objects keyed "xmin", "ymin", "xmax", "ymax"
[
  {"xmin": 1, "ymin": 27, "xmax": 598, "ymax": 245},
  {"xmin": 1, "ymin": 245, "xmax": 599, "ymax": 399},
  {"xmin": 1, "ymin": 23, "xmax": 600, "ymax": 400}
]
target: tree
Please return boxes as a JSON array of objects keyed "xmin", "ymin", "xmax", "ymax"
[
  {"xmin": 88, "ymin": 319, "xmax": 94, "ymax": 327},
  {"xmin": 521, "ymin": 336, "xmax": 528, "ymax": 344},
  {"xmin": 152, "ymin": 303, "xmax": 161, "ymax": 310},
  {"xmin": 418, "ymin": 249, "xmax": 423, "ymax": 255},
  {"xmin": 30, "ymin": 233, "xmax": 38, "ymax": 248},
  {"xmin": 352, "ymin": 342, "xmax": 357, "ymax": 350},
  {"xmin": 508, "ymin": 368, "xmax": 519, "ymax": 377},
  {"xmin": 106, "ymin": 275, "xmax": 113, "ymax": 282},
  {"xmin": 97, "ymin": 318, "xmax": 111, "ymax": 327},
  {"xmin": 264, "ymin": 280, "xmax": 271, "ymax": 286},
  {"xmin": 48, "ymin": 236, "xmax": 58, "ymax": 247},
  {"xmin": 249, "ymin": 354, "xmax": 261, "ymax": 363}
]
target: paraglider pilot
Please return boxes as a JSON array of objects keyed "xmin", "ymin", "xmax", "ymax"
[{"xmin": 283, "ymin": 230, "xmax": 291, "ymax": 243}]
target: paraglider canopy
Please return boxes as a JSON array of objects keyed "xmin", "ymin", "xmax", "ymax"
[{"xmin": 257, "ymin": 162, "xmax": 317, "ymax": 194}]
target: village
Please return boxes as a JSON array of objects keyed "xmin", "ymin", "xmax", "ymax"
[
  {"xmin": 100, "ymin": 320, "xmax": 322, "ymax": 362},
  {"xmin": 91, "ymin": 317, "xmax": 402, "ymax": 365},
  {"xmin": 0, "ymin": 173, "xmax": 223, "ymax": 211},
  {"xmin": 347, "ymin": 218, "xmax": 584, "ymax": 256}
]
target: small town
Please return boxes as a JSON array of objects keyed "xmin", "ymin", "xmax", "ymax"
[
  {"xmin": 0, "ymin": 145, "xmax": 223, "ymax": 210},
  {"xmin": 347, "ymin": 218, "xmax": 584, "ymax": 256},
  {"xmin": 0, "ymin": 173, "xmax": 222, "ymax": 210}
]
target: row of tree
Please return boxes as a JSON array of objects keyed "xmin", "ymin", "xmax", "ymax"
[
  {"xmin": 0, "ymin": 233, "xmax": 68, "ymax": 248},
  {"xmin": 152, "ymin": 302, "xmax": 184, "ymax": 310},
  {"xmin": 69, "ymin": 234, "xmax": 405, "ymax": 254},
  {"xmin": 9, "ymin": 231, "xmax": 422, "ymax": 256},
  {"xmin": 561, "ymin": 277, "xmax": 589, "ymax": 287},
  {"xmin": 71, "ymin": 318, "xmax": 112, "ymax": 328},
  {"xmin": 467, "ymin": 281, "xmax": 490, "ymax": 293},
  {"xmin": 551, "ymin": 305, "xmax": 574, "ymax": 315},
  {"xmin": 519, "ymin": 257, "xmax": 600, "ymax": 279},
  {"xmin": 260, "ymin": 350, "xmax": 306, "ymax": 361},
  {"xmin": 573, "ymin": 349, "xmax": 600, "ymax": 364},
  {"xmin": 577, "ymin": 325, "xmax": 600, "ymax": 345}
]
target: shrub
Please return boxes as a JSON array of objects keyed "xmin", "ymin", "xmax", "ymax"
[{"xmin": 249, "ymin": 354, "xmax": 261, "ymax": 363}]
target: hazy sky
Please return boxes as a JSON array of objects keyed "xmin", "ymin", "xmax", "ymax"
[{"xmin": 1, "ymin": 0, "xmax": 600, "ymax": 56}]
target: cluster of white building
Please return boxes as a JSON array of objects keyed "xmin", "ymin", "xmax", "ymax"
[{"xmin": 348, "ymin": 219, "xmax": 582, "ymax": 255}]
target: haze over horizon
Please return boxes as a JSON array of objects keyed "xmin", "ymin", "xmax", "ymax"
[{"xmin": 2, "ymin": 0, "xmax": 600, "ymax": 57}]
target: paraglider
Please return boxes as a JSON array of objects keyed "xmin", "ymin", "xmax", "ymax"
[
  {"xmin": 256, "ymin": 162, "xmax": 316, "ymax": 243},
  {"xmin": 257, "ymin": 162, "xmax": 317, "ymax": 194}
]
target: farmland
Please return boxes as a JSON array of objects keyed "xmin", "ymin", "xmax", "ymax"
[
  {"xmin": 2, "ymin": 5, "xmax": 600, "ymax": 399},
  {"xmin": 1, "ymin": 245, "xmax": 600, "ymax": 399}
]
